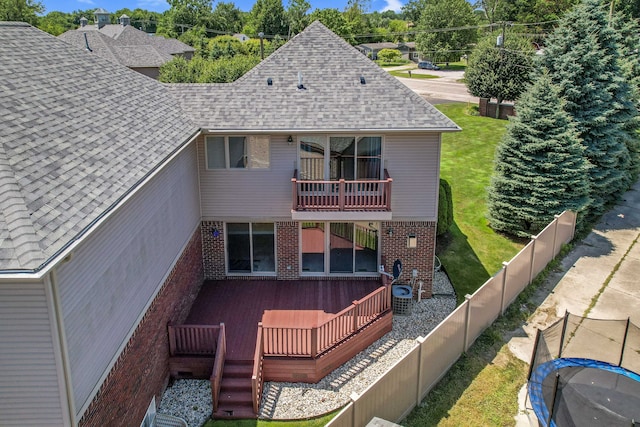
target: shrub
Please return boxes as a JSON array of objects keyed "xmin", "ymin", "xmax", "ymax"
[{"xmin": 437, "ymin": 178, "xmax": 454, "ymax": 235}]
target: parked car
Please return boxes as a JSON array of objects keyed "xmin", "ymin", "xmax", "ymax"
[{"xmin": 418, "ymin": 61, "xmax": 440, "ymax": 70}]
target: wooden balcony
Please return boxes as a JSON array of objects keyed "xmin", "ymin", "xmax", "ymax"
[{"xmin": 291, "ymin": 169, "xmax": 393, "ymax": 220}]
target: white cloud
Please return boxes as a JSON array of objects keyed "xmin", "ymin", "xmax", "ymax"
[
  {"xmin": 77, "ymin": 0, "xmax": 95, "ymax": 5},
  {"xmin": 137, "ymin": 0, "xmax": 170, "ymax": 13},
  {"xmin": 380, "ymin": 0, "xmax": 404, "ymax": 12}
]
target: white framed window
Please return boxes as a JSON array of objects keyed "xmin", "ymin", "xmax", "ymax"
[{"xmin": 205, "ymin": 135, "xmax": 270, "ymax": 169}]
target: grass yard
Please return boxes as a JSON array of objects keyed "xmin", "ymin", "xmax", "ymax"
[
  {"xmin": 389, "ymin": 70, "xmax": 439, "ymax": 79},
  {"xmin": 435, "ymin": 103, "xmax": 524, "ymax": 301},
  {"xmin": 204, "ymin": 411, "xmax": 338, "ymax": 427}
]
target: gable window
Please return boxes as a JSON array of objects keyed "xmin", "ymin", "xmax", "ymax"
[{"xmin": 205, "ymin": 135, "xmax": 270, "ymax": 169}]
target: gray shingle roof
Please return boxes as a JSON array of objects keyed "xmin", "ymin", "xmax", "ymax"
[
  {"xmin": 60, "ymin": 23, "xmax": 194, "ymax": 71},
  {"xmin": 0, "ymin": 22, "xmax": 197, "ymax": 272},
  {"xmin": 167, "ymin": 21, "xmax": 459, "ymax": 132}
]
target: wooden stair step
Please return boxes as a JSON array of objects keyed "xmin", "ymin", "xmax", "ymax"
[
  {"xmin": 223, "ymin": 360, "xmax": 253, "ymax": 378},
  {"xmin": 218, "ymin": 390, "xmax": 253, "ymax": 406},
  {"xmin": 221, "ymin": 377, "xmax": 252, "ymax": 391}
]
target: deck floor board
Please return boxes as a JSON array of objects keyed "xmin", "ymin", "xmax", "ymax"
[{"xmin": 185, "ymin": 279, "xmax": 381, "ymax": 360}]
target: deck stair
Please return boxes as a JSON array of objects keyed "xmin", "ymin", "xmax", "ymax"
[{"xmin": 214, "ymin": 360, "xmax": 257, "ymax": 420}]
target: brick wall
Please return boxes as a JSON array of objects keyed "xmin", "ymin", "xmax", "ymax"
[
  {"xmin": 276, "ymin": 221, "xmax": 299, "ymax": 279},
  {"xmin": 78, "ymin": 227, "xmax": 204, "ymax": 427},
  {"xmin": 202, "ymin": 220, "xmax": 225, "ymax": 280},
  {"xmin": 380, "ymin": 221, "xmax": 436, "ymax": 298}
]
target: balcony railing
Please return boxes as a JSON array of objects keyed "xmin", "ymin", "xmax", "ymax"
[{"xmin": 291, "ymin": 169, "xmax": 392, "ymax": 211}]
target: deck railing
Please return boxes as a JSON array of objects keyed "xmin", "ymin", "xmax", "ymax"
[
  {"xmin": 262, "ymin": 285, "xmax": 390, "ymax": 357},
  {"xmin": 252, "ymin": 322, "xmax": 265, "ymax": 414},
  {"xmin": 168, "ymin": 324, "xmax": 220, "ymax": 356},
  {"xmin": 210, "ymin": 324, "xmax": 226, "ymax": 412},
  {"xmin": 291, "ymin": 169, "xmax": 392, "ymax": 211}
]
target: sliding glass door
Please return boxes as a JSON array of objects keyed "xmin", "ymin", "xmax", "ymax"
[
  {"xmin": 301, "ymin": 221, "xmax": 378, "ymax": 275},
  {"xmin": 227, "ymin": 223, "xmax": 275, "ymax": 274}
]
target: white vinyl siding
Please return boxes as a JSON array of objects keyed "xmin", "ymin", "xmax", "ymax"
[
  {"xmin": 199, "ymin": 133, "xmax": 441, "ymax": 221},
  {"xmin": 55, "ymin": 144, "xmax": 201, "ymax": 415},
  {"xmin": 384, "ymin": 133, "xmax": 441, "ymax": 220},
  {"xmin": 0, "ymin": 281, "xmax": 65, "ymax": 426},
  {"xmin": 200, "ymin": 134, "xmax": 293, "ymax": 219}
]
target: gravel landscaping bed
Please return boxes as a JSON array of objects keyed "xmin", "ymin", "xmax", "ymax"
[{"xmin": 159, "ymin": 271, "xmax": 456, "ymax": 426}]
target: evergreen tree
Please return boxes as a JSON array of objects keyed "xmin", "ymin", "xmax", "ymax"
[
  {"xmin": 539, "ymin": 0, "xmax": 632, "ymax": 218},
  {"xmin": 487, "ymin": 72, "xmax": 590, "ymax": 237}
]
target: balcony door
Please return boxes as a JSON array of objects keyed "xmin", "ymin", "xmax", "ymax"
[
  {"xmin": 301, "ymin": 221, "xmax": 379, "ymax": 275},
  {"xmin": 299, "ymin": 136, "xmax": 382, "ymax": 181}
]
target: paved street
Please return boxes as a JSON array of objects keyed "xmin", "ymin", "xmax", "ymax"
[{"xmin": 390, "ymin": 65, "xmax": 478, "ymax": 104}]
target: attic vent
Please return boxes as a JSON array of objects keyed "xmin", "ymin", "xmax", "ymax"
[
  {"xmin": 267, "ymin": 77, "xmax": 273, "ymax": 86},
  {"xmin": 297, "ymin": 71, "xmax": 306, "ymax": 90},
  {"xmin": 360, "ymin": 76, "xmax": 366, "ymax": 85}
]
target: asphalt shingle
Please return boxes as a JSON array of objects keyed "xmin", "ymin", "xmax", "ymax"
[
  {"xmin": 0, "ymin": 22, "xmax": 197, "ymax": 271},
  {"xmin": 167, "ymin": 21, "xmax": 460, "ymax": 132}
]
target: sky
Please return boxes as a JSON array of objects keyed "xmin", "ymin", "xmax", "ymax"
[{"xmin": 40, "ymin": 0, "xmax": 406, "ymax": 15}]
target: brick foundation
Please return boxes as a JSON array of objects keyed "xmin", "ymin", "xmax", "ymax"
[
  {"xmin": 78, "ymin": 227, "xmax": 204, "ymax": 427},
  {"xmin": 381, "ymin": 221, "xmax": 436, "ymax": 298}
]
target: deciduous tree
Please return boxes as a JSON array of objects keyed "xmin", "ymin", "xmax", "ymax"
[
  {"xmin": 415, "ymin": 0, "xmax": 478, "ymax": 63},
  {"xmin": 0, "ymin": 0, "xmax": 44, "ymax": 25},
  {"xmin": 465, "ymin": 29, "xmax": 534, "ymax": 118}
]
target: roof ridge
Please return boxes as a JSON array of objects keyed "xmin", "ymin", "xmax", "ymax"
[{"xmin": 0, "ymin": 144, "xmax": 45, "ymax": 268}]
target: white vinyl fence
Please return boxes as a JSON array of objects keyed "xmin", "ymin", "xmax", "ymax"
[{"xmin": 326, "ymin": 211, "xmax": 577, "ymax": 427}]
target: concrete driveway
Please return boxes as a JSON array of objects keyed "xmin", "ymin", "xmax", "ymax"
[
  {"xmin": 511, "ymin": 179, "xmax": 640, "ymax": 425},
  {"xmin": 389, "ymin": 65, "xmax": 478, "ymax": 104}
]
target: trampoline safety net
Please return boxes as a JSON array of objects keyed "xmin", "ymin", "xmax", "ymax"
[{"xmin": 527, "ymin": 313, "xmax": 640, "ymax": 427}]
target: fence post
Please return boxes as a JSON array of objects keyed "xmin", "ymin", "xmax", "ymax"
[
  {"xmin": 416, "ymin": 336, "xmax": 426, "ymax": 404},
  {"xmin": 463, "ymin": 294, "xmax": 472, "ymax": 352},
  {"xmin": 571, "ymin": 211, "xmax": 577, "ymax": 241},
  {"xmin": 350, "ymin": 392, "xmax": 359, "ymax": 427},
  {"xmin": 552, "ymin": 214, "xmax": 560, "ymax": 257},
  {"xmin": 500, "ymin": 261, "xmax": 508, "ymax": 315},
  {"xmin": 528, "ymin": 235, "xmax": 537, "ymax": 286}
]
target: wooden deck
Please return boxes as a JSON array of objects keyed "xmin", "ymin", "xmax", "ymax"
[{"xmin": 185, "ymin": 279, "xmax": 381, "ymax": 360}]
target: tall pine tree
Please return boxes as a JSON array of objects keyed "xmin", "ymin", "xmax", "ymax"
[
  {"xmin": 487, "ymin": 72, "xmax": 590, "ymax": 237},
  {"xmin": 539, "ymin": 0, "xmax": 633, "ymax": 218}
]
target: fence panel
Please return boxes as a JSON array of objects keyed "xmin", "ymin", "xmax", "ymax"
[
  {"xmin": 418, "ymin": 302, "xmax": 468, "ymax": 399},
  {"xmin": 467, "ymin": 275, "xmax": 502, "ymax": 348},
  {"xmin": 503, "ymin": 242, "xmax": 534, "ymax": 308},
  {"xmin": 326, "ymin": 402, "xmax": 354, "ymax": 427},
  {"xmin": 532, "ymin": 221, "xmax": 556, "ymax": 278},
  {"xmin": 555, "ymin": 211, "xmax": 577, "ymax": 253},
  {"xmin": 353, "ymin": 344, "xmax": 421, "ymax": 427}
]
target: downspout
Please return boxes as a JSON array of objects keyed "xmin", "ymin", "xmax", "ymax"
[{"xmin": 46, "ymin": 267, "xmax": 77, "ymax": 426}]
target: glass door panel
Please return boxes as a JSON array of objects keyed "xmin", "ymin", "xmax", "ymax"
[
  {"xmin": 301, "ymin": 222, "xmax": 325, "ymax": 272},
  {"xmin": 329, "ymin": 222, "xmax": 354, "ymax": 273},
  {"xmin": 299, "ymin": 136, "xmax": 325, "ymax": 180},
  {"xmin": 329, "ymin": 137, "xmax": 355, "ymax": 180},
  {"xmin": 356, "ymin": 137, "xmax": 382, "ymax": 179},
  {"xmin": 354, "ymin": 222, "xmax": 378, "ymax": 272},
  {"xmin": 227, "ymin": 223, "xmax": 250, "ymax": 272},
  {"xmin": 252, "ymin": 223, "xmax": 275, "ymax": 272}
]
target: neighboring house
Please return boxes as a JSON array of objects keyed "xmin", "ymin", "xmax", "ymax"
[
  {"xmin": 398, "ymin": 41, "xmax": 419, "ymax": 61},
  {"xmin": 355, "ymin": 41, "xmax": 399, "ymax": 60},
  {"xmin": 233, "ymin": 33, "xmax": 250, "ymax": 42},
  {"xmin": 58, "ymin": 9, "xmax": 194, "ymax": 79},
  {"xmin": 0, "ymin": 19, "xmax": 459, "ymax": 427}
]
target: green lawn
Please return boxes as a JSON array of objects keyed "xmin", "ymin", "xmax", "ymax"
[
  {"xmin": 203, "ymin": 411, "xmax": 338, "ymax": 427},
  {"xmin": 389, "ymin": 70, "xmax": 439, "ymax": 79},
  {"xmin": 436, "ymin": 103, "xmax": 523, "ymax": 301}
]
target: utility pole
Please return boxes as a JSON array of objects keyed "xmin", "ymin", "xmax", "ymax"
[{"xmin": 258, "ymin": 32, "xmax": 265, "ymax": 60}]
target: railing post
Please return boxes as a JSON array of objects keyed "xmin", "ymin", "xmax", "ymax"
[
  {"xmin": 310, "ymin": 327, "xmax": 318, "ymax": 357},
  {"xmin": 339, "ymin": 179, "xmax": 345, "ymax": 210},
  {"xmin": 291, "ymin": 174, "xmax": 297, "ymax": 211},
  {"xmin": 352, "ymin": 300, "xmax": 359, "ymax": 332},
  {"xmin": 386, "ymin": 177, "xmax": 392, "ymax": 210}
]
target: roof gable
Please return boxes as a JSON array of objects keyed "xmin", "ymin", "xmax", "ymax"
[{"xmin": 168, "ymin": 21, "xmax": 459, "ymax": 132}]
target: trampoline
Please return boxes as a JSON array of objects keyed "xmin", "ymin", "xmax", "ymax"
[{"xmin": 528, "ymin": 357, "xmax": 640, "ymax": 427}]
